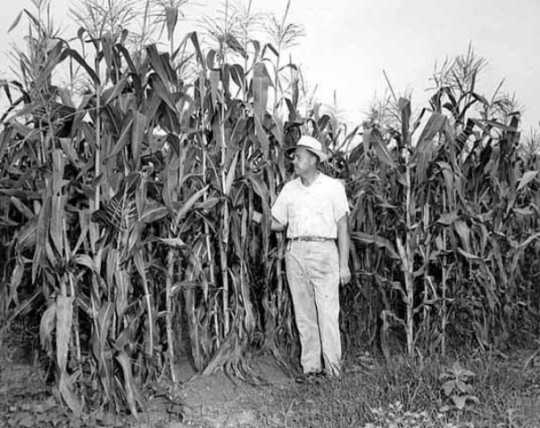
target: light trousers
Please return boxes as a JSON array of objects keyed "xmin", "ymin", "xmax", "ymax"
[{"xmin": 285, "ymin": 240, "xmax": 341, "ymax": 376}]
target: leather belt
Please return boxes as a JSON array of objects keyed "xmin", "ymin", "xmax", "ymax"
[{"xmin": 289, "ymin": 236, "xmax": 336, "ymax": 242}]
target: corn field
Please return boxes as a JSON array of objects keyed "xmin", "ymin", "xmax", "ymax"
[{"xmin": 0, "ymin": 0, "xmax": 539, "ymax": 416}]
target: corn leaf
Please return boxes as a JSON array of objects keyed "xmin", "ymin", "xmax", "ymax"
[{"xmin": 517, "ymin": 170, "xmax": 538, "ymax": 191}]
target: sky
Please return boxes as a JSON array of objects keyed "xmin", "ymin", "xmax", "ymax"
[{"xmin": 1, "ymin": 0, "xmax": 539, "ymax": 132}]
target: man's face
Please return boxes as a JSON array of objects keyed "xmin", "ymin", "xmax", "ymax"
[{"xmin": 291, "ymin": 147, "xmax": 317, "ymax": 176}]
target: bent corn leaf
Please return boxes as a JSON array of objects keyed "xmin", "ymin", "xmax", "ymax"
[
  {"xmin": 351, "ymin": 231, "xmax": 399, "ymax": 260},
  {"xmin": 517, "ymin": 170, "xmax": 538, "ymax": 191}
]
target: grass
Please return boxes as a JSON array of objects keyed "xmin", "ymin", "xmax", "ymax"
[
  {"xmin": 253, "ymin": 347, "xmax": 540, "ymax": 428},
  {"xmin": 2, "ymin": 326, "xmax": 540, "ymax": 427}
]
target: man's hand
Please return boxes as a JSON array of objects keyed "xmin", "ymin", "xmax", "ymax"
[
  {"xmin": 252, "ymin": 210, "xmax": 286, "ymax": 232},
  {"xmin": 252, "ymin": 211, "xmax": 262, "ymax": 224},
  {"xmin": 339, "ymin": 263, "xmax": 351, "ymax": 285}
]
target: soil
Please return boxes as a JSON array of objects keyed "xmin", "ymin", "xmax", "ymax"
[
  {"xmin": 0, "ymin": 346, "xmax": 295, "ymax": 428},
  {"xmin": 176, "ymin": 357, "xmax": 293, "ymax": 427}
]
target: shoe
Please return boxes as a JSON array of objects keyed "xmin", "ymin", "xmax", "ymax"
[
  {"xmin": 324, "ymin": 368, "xmax": 341, "ymax": 378},
  {"xmin": 295, "ymin": 371, "xmax": 324, "ymax": 384},
  {"xmin": 325, "ymin": 371, "xmax": 342, "ymax": 382}
]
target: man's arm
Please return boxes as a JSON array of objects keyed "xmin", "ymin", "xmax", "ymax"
[
  {"xmin": 252, "ymin": 211, "xmax": 286, "ymax": 232},
  {"xmin": 337, "ymin": 214, "xmax": 351, "ymax": 285},
  {"xmin": 270, "ymin": 217, "xmax": 286, "ymax": 232}
]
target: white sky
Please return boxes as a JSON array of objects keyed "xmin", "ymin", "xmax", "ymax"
[{"xmin": 1, "ymin": 0, "xmax": 539, "ymax": 132}]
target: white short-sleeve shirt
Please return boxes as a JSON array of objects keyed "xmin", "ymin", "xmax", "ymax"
[{"xmin": 271, "ymin": 173, "xmax": 349, "ymax": 239}]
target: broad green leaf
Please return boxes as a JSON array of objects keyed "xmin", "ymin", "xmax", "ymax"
[
  {"xmin": 516, "ymin": 232, "xmax": 540, "ymax": 249},
  {"xmin": 164, "ymin": 6, "xmax": 178, "ymax": 41},
  {"xmin": 56, "ymin": 295, "xmax": 73, "ymax": 373},
  {"xmin": 438, "ymin": 211, "xmax": 459, "ymax": 226},
  {"xmin": 159, "ymin": 237, "xmax": 186, "ymax": 248},
  {"xmin": 461, "ymin": 369, "xmax": 475, "ymax": 378},
  {"xmin": 73, "ymin": 254, "xmax": 97, "ymax": 272},
  {"xmin": 140, "ymin": 204, "xmax": 169, "ymax": 223},
  {"xmin": 59, "ymin": 138, "xmax": 83, "ymax": 167},
  {"xmin": 457, "ymin": 248, "xmax": 482, "ymax": 261},
  {"xmin": 50, "ymin": 149, "xmax": 66, "ymax": 255},
  {"xmin": 56, "ymin": 295, "xmax": 81, "ymax": 411},
  {"xmin": 351, "ymin": 231, "xmax": 399, "ymax": 260},
  {"xmin": 188, "ymin": 32, "xmax": 205, "ymax": 68},
  {"xmin": 39, "ymin": 301, "xmax": 56, "ymax": 355},
  {"xmin": 15, "ymin": 218, "xmax": 37, "ymax": 250},
  {"xmin": 223, "ymin": 151, "xmax": 239, "ymax": 196},
  {"xmin": 9, "ymin": 260, "xmax": 24, "ymax": 300},
  {"xmin": 452, "ymin": 395, "xmax": 466, "ymax": 410},
  {"xmin": 8, "ymin": 11, "xmax": 23, "ymax": 33},
  {"xmin": 147, "ymin": 44, "xmax": 175, "ymax": 86},
  {"xmin": 58, "ymin": 372, "xmax": 82, "ymax": 416},
  {"xmin": 454, "ymin": 220, "xmax": 471, "ymax": 253},
  {"xmin": 103, "ymin": 76, "xmax": 128, "ymax": 105},
  {"xmin": 174, "ymin": 186, "xmax": 209, "ymax": 227},
  {"xmin": 442, "ymin": 380, "xmax": 455, "ymax": 396},
  {"xmin": 32, "ymin": 193, "xmax": 51, "ymax": 284},
  {"xmin": 59, "ymin": 48, "xmax": 100, "ymax": 85},
  {"xmin": 116, "ymin": 352, "xmax": 141, "ymax": 417},
  {"xmin": 415, "ymin": 112, "xmax": 447, "ymax": 152},
  {"xmin": 263, "ymin": 42, "xmax": 279, "ymax": 57},
  {"xmin": 93, "ymin": 301, "xmax": 113, "ymax": 372},
  {"xmin": 517, "ymin": 170, "xmax": 538, "ymax": 191},
  {"xmin": 228, "ymin": 64, "xmax": 245, "ymax": 90},
  {"xmin": 195, "ymin": 197, "xmax": 220, "ymax": 211},
  {"xmin": 115, "ymin": 266, "xmax": 131, "ymax": 321},
  {"xmin": 368, "ymin": 128, "xmax": 395, "ymax": 169},
  {"xmin": 209, "ymin": 69, "xmax": 220, "ymax": 107},
  {"xmin": 399, "ymin": 97, "xmax": 411, "ymax": 145},
  {"xmin": 225, "ymin": 33, "xmax": 247, "ymax": 58},
  {"xmin": 149, "ymin": 73, "xmax": 177, "ymax": 111},
  {"xmin": 456, "ymin": 379, "xmax": 471, "ymax": 393},
  {"xmin": 513, "ymin": 207, "xmax": 534, "ymax": 216},
  {"xmin": 10, "ymin": 196, "xmax": 33, "ymax": 220},
  {"xmin": 131, "ymin": 111, "xmax": 147, "ymax": 162},
  {"xmin": 107, "ymin": 116, "xmax": 133, "ymax": 159},
  {"xmin": 252, "ymin": 62, "xmax": 270, "ymax": 157}
]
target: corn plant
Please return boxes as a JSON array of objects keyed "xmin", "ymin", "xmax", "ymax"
[{"xmin": 343, "ymin": 51, "xmax": 540, "ymax": 358}]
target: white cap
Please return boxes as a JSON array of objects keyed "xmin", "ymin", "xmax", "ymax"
[{"xmin": 288, "ymin": 135, "xmax": 329, "ymax": 162}]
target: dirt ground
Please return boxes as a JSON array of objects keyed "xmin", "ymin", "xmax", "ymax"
[
  {"xmin": 2, "ymin": 345, "xmax": 540, "ymax": 427},
  {"xmin": 176, "ymin": 357, "xmax": 294, "ymax": 427},
  {"xmin": 0, "ymin": 347, "xmax": 296, "ymax": 428}
]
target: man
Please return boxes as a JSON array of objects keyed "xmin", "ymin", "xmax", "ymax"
[{"xmin": 270, "ymin": 135, "xmax": 351, "ymax": 380}]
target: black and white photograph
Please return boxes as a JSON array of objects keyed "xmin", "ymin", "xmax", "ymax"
[{"xmin": 0, "ymin": 0, "xmax": 539, "ymax": 426}]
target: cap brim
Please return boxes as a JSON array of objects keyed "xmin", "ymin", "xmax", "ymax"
[{"xmin": 285, "ymin": 145, "xmax": 329, "ymax": 162}]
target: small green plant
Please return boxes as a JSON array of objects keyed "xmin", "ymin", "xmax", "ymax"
[
  {"xmin": 366, "ymin": 401, "xmax": 455, "ymax": 428},
  {"xmin": 440, "ymin": 362, "xmax": 479, "ymax": 412}
]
